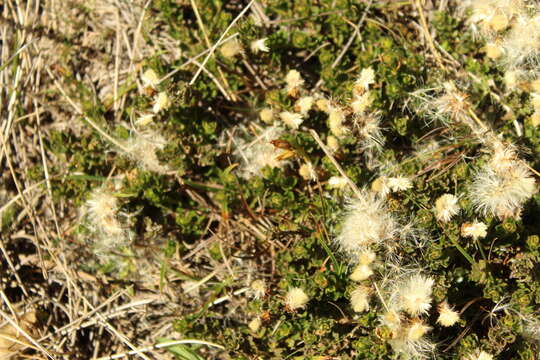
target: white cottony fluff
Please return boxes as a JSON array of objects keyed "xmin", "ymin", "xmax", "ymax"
[
  {"xmin": 470, "ymin": 146, "xmax": 536, "ymax": 219},
  {"xmin": 397, "ymin": 274, "xmax": 434, "ymax": 316},
  {"xmin": 234, "ymin": 125, "xmax": 289, "ymax": 179},
  {"xmin": 435, "ymin": 194, "xmax": 460, "ymax": 223},
  {"xmin": 123, "ymin": 130, "xmax": 169, "ymax": 173},
  {"xmin": 336, "ymin": 191, "xmax": 398, "ymax": 259}
]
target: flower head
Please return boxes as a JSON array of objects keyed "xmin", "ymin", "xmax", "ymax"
[
  {"xmin": 233, "ymin": 125, "xmax": 289, "ymax": 179},
  {"xmin": 328, "ymin": 176, "xmax": 348, "ymax": 190},
  {"xmin": 299, "ymin": 162, "xmax": 317, "ymax": 181},
  {"xmin": 153, "ymin": 92, "xmax": 170, "ymax": 113},
  {"xmin": 350, "ymin": 286, "xmax": 371, "ymax": 312},
  {"xmin": 351, "ymin": 92, "xmax": 373, "ymax": 114},
  {"xmin": 336, "ymin": 191, "xmax": 398, "ymax": 258},
  {"xmin": 220, "ymin": 39, "xmax": 243, "ymax": 58},
  {"xmin": 284, "ymin": 287, "xmax": 309, "ymax": 310},
  {"xmin": 141, "ymin": 69, "xmax": 159, "ymax": 88},
  {"xmin": 470, "ymin": 147, "xmax": 536, "ymax": 219},
  {"xmin": 285, "ymin": 70, "xmax": 304, "ymax": 97},
  {"xmin": 437, "ymin": 302, "xmax": 460, "ymax": 327},
  {"xmin": 250, "ymin": 38, "xmax": 269, "ymax": 53},
  {"xmin": 464, "ymin": 350, "xmax": 494, "ymax": 360},
  {"xmin": 294, "ymin": 96, "xmax": 314, "ymax": 115},
  {"xmin": 279, "ymin": 111, "xmax": 303, "ymax": 130},
  {"xmin": 398, "ymin": 274, "xmax": 434, "ymax": 316},
  {"xmin": 435, "ymin": 194, "xmax": 460, "ymax": 222},
  {"xmin": 328, "ymin": 106, "xmax": 348, "ymax": 137},
  {"xmin": 354, "ymin": 67, "xmax": 375, "ymax": 94},
  {"xmin": 259, "ymin": 108, "xmax": 274, "ymax": 124},
  {"xmin": 461, "ymin": 221, "xmax": 488, "ymax": 240},
  {"xmin": 350, "ymin": 264, "xmax": 373, "ymax": 281}
]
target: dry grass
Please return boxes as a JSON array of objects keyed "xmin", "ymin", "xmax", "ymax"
[{"xmin": 0, "ymin": 0, "xmax": 267, "ymax": 358}]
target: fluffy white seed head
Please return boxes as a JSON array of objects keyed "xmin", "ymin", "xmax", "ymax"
[
  {"xmin": 259, "ymin": 108, "xmax": 274, "ymax": 124},
  {"xmin": 328, "ymin": 176, "xmax": 348, "ymax": 189},
  {"xmin": 464, "ymin": 350, "xmax": 494, "ymax": 360},
  {"xmin": 437, "ymin": 302, "xmax": 460, "ymax": 327},
  {"xmin": 284, "ymin": 287, "xmax": 309, "ymax": 310},
  {"xmin": 387, "ymin": 177, "xmax": 413, "ymax": 193},
  {"xmin": 83, "ymin": 188, "xmax": 129, "ymax": 253},
  {"xmin": 461, "ymin": 221, "xmax": 488, "ymax": 240},
  {"xmin": 141, "ymin": 69, "xmax": 159, "ymax": 88},
  {"xmin": 285, "ymin": 70, "xmax": 304, "ymax": 97},
  {"xmin": 353, "ymin": 113, "xmax": 384, "ymax": 151},
  {"xmin": 294, "ymin": 96, "xmax": 314, "ymax": 115},
  {"xmin": 328, "ymin": 106, "xmax": 348, "ymax": 137},
  {"xmin": 502, "ymin": 14, "xmax": 540, "ymax": 69},
  {"xmin": 470, "ymin": 148, "xmax": 536, "ymax": 218},
  {"xmin": 467, "ymin": 0, "xmax": 523, "ymax": 35},
  {"xmin": 354, "ymin": 67, "xmax": 375, "ymax": 94},
  {"xmin": 398, "ymin": 274, "xmax": 434, "ymax": 316},
  {"xmin": 123, "ymin": 131, "xmax": 169, "ymax": 173},
  {"xmin": 153, "ymin": 91, "xmax": 170, "ymax": 113},
  {"xmin": 234, "ymin": 125, "xmax": 289, "ymax": 179},
  {"xmin": 336, "ymin": 192, "xmax": 398, "ymax": 258},
  {"xmin": 220, "ymin": 39, "xmax": 243, "ymax": 58},
  {"xmin": 279, "ymin": 111, "xmax": 303, "ymax": 129},
  {"xmin": 350, "ymin": 264, "xmax": 373, "ymax": 281},
  {"xmin": 250, "ymin": 279, "xmax": 266, "ymax": 299},
  {"xmin": 250, "ymin": 38, "xmax": 269, "ymax": 53},
  {"xmin": 435, "ymin": 194, "xmax": 460, "ymax": 222},
  {"xmin": 85, "ymin": 188, "xmax": 120, "ymax": 234},
  {"xmin": 299, "ymin": 162, "xmax": 317, "ymax": 181},
  {"xmin": 350, "ymin": 286, "xmax": 371, "ymax": 312}
]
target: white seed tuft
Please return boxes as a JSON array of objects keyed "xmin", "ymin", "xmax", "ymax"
[
  {"xmin": 435, "ymin": 194, "xmax": 460, "ymax": 223},
  {"xmin": 284, "ymin": 287, "xmax": 309, "ymax": 310}
]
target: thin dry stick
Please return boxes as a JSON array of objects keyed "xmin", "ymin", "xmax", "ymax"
[
  {"xmin": 189, "ymin": 0, "xmax": 255, "ymax": 85},
  {"xmin": 113, "ymin": 7, "xmax": 121, "ymax": 112},
  {"xmin": 45, "ymin": 67, "xmax": 130, "ymax": 152},
  {"xmin": 0, "ymin": 241, "xmax": 29, "ymax": 296},
  {"xmin": 331, "ymin": 0, "xmax": 372, "ymax": 69},
  {"xmin": 415, "ymin": 0, "xmax": 445, "ymax": 70},
  {"xmin": 35, "ymin": 100, "xmax": 61, "ymax": 239},
  {"xmin": 190, "ymin": 58, "xmax": 232, "ymax": 101},
  {"xmin": 190, "ymin": 0, "xmax": 235, "ymax": 100},
  {"xmin": 309, "ymin": 129, "xmax": 362, "ymax": 197},
  {"xmin": 160, "ymin": 33, "xmax": 238, "ymax": 83},
  {"xmin": 0, "ymin": 309, "xmax": 53, "ymax": 359}
]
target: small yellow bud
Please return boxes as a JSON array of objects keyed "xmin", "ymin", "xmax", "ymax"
[
  {"xmin": 141, "ymin": 69, "xmax": 159, "ymax": 88},
  {"xmin": 220, "ymin": 39, "xmax": 243, "ymax": 58},
  {"xmin": 259, "ymin": 108, "xmax": 274, "ymax": 124},
  {"xmin": 485, "ymin": 43, "xmax": 503, "ymax": 59},
  {"xmin": 248, "ymin": 317, "xmax": 262, "ymax": 332},
  {"xmin": 326, "ymin": 135, "xmax": 339, "ymax": 152},
  {"xmin": 350, "ymin": 264, "xmax": 373, "ymax": 281}
]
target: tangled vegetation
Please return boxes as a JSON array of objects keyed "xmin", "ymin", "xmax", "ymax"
[{"xmin": 1, "ymin": 0, "xmax": 539, "ymax": 359}]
